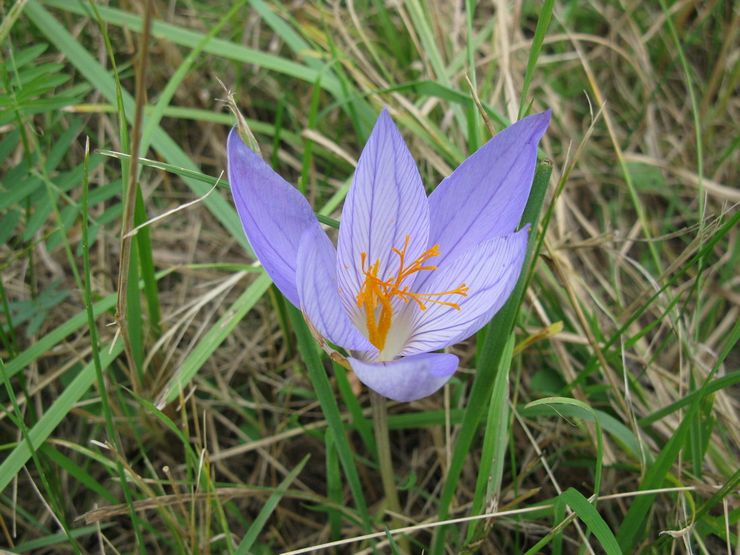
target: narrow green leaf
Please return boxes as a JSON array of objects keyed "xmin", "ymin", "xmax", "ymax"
[
  {"xmin": 236, "ymin": 455, "xmax": 310, "ymax": 554},
  {"xmin": 155, "ymin": 273, "xmax": 272, "ymax": 407},
  {"xmin": 431, "ymin": 161, "xmax": 552, "ymax": 553},
  {"xmin": 41, "ymin": 0, "xmax": 344, "ymax": 100},
  {"xmin": 517, "ymin": 0, "xmax": 554, "ymax": 119},
  {"xmin": 0, "ymin": 340, "xmax": 123, "ymax": 493},
  {"xmin": 325, "ymin": 431, "xmax": 343, "ymax": 539},
  {"xmin": 617, "ymin": 317, "xmax": 739, "ymax": 551},
  {"xmin": 560, "ymin": 488, "xmax": 621, "ymax": 555},
  {"xmin": 467, "ymin": 333, "xmax": 515, "ymax": 541},
  {"xmin": 24, "ymin": 1, "xmax": 247, "ymax": 248},
  {"xmin": 524, "ymin": 397, "xmax": 604, "ymax": 496},
  {"xmin": 287, "ymin": 305, "xmax": 371, "ymax": 531}
]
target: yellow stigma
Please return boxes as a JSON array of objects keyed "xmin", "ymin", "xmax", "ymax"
[{"xmin": 356, "ymin": 235, "xmax": 469, "ymax": 351}]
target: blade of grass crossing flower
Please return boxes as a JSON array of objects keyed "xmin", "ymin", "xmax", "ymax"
[
  {"xmin": 287, "ymin": 305, "xmax": 372, "ymax": 531},
  {"xmin": 517, "ymin": 0, "xmax": 554, "ymax": 120},
  {"xmin": 0, "ymin": 340, "xmax": 123, "ymax": 493},
  {"xmin": 236, "ymin": 455, "xmax": 310, "ymax": 554},
  {"xmin": 431, "ymin": 161, "xmax": 552, "ymax": 554},
  {"xmin": 98, "ymin": 151, "xmax": 222, "ymax": 187},
  {"xmin": 466, "ymin": 333, "xmax": 515, "ymax": 542}
]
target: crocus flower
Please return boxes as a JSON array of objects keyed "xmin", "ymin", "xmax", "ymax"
[{"xmin": 228, "ymin": 108, "xmax": 550, "ymax": 402}]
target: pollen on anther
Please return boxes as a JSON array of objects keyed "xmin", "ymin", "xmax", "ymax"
[{"xmin": 355, "ymin": 235, "xmax": 468, "ymax": 350}]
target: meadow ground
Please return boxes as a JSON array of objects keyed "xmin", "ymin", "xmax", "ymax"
[{"xmin": 0, "ymin": 0, "xmax": 738, "ymax": 553}]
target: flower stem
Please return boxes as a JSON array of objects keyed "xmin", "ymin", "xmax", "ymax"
[{"xmin": 370, "ymin": 391, "xmax": 403, "ymax": 522}]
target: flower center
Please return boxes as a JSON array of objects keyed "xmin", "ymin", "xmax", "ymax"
[{"xmin": 356, "ymin": 235, "xmax": 468, "ymax": 351}]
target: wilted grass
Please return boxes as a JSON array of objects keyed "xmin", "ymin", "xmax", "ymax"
[{"xmin": 1, "ymin": 0, "xmax": 737, "ymax": 553}]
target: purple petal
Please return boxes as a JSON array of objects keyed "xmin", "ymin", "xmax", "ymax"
[
  {"xmin": 336, "ymin": 109, "xmax": 430, "ymax": 315},
  {"xmin": 421, "ymin": 110, "xmax": 549, "ymax": 285},
  {"xmin": 296, "ymin": 227, "xmax": 375, "ymax": 351},
  {"xmin": 400, "ymin": 228, "xmax": 529, "ymax": 355},
  {"xmin": 348, "ymin": 352, "xmax": 459, "ymax": 402},
  {"xmin": 228, "ymin": 128, "xmax": 320, "ymax": 307}
]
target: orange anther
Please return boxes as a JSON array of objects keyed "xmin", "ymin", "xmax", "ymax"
[{"xmin": 356, "ymin": 235, "xmax": 468, "ymax": 351}]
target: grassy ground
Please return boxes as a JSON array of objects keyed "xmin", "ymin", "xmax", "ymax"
[{"xmin": 1, "ymin": 0, "xmax": 738, "ymax": 553}]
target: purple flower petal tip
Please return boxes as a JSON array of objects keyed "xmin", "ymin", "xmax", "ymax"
[
  {"xmin": 227, "ymin": 128, "xmax": 320, "ymax": 307},
  {"xmin": 425, "ymin": 109, "xmax": 550, "ymax": 268},
  {"xmin": 348, "ymin": 353, "xmax": 459, "ymax": 402}
]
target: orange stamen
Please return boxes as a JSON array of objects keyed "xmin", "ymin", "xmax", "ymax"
[{"xmin": 356, "ymin": 235, "xmax": 468, "ymax": 351}]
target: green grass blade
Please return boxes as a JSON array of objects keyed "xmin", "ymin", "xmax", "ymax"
[
  {"xmin": 617, "ymin": 317, "xmax": 740, "ymax": 551},
  {"xmin": 524, "ymin": 397, "xmax": 604, "ymax": 496},
  {"xmin": 12, "ymin": 524, "xmax": 114, "ymax": 554},
  {"xmin": 639, "ymin": 371, "xmax": 740, "ymax": 427},
  {"xmin": 0, "ymin": 340, "xmax": 123, "ymax": 493},
  {"xmin": 155, "ymin": 273, "xmax": 272, "ymax": 407},
  {"xmin": 466, "ymin": 333, "xmax": 515, "ymax": 542},
  {"xmin": 236, "ymin": 455, "xmax": 310, "ymax": 554},
  {"xmin": 81, "ymin": 137, "xmax": 144, "ymax": 546},
  {"xmin": 41, "ymin": 0, "xmax": 343, "ymax": 97},
  {"xmin": 560, "ymin": 488, "xmax": 620, "ymax": 555},
  {"xmin": 325, "ymin": 431, "xmax": 343, "ymax": 539},
  {"xmin": 521, "ymin": 402, "xmax": 641, "ymax": 461},
  {"xmin": 431, "ymin": 161, "xmax": 552, "ymax": 553},
  {"xmin": 25, "ymin": 1, "xmax": 247, "ymax": 248},
  {"xmin": 333, "ymin": 361, "xmax": 376, "ymax": 456},
  {"xmin": 517, "ymin": 0, "xmax": 554, "ymax": 119},
  {"xmin": 287, "ymin": 305, "xmax": 371, "ymax": 532}
]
